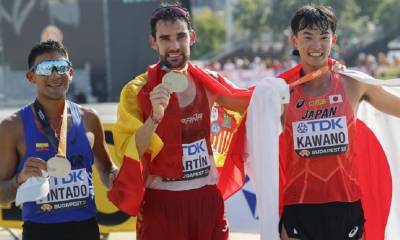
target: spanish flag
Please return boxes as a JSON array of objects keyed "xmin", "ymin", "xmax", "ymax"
[{"xmin": 108, "ymin": 63, "xmax": 252, "ymax": 216}]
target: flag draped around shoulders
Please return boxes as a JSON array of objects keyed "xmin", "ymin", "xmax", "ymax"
[
  {"xmin": 107, "ymin": 73, "xmax": 162, "ymax": 216},
  {"xmin": 245, "ymin": 77, "xmax": 290, "ymax": 240},
  {"xmin": 108, "ymin": 63, "xmax": 252, "ymax": 216},
  {"xmin": 278, "ymin": 61, "xmax": 392, "ymax": 240}
]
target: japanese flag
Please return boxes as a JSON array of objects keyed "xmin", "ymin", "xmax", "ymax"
[{"xmin": 329, "ymin": 94, "xmax": 343, "ymax": 104}]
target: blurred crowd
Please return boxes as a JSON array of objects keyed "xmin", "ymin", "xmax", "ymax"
[
  {"xmin": 206, "ymin": 57, "xmax": 296, "ymax": 88},
  {"xmin": 353, "ymin": 52, "xmax": 400, "ymax": 79},
  {"xmin": 204, "ymin": 52, "xmax": 400, "ymax": 88}
]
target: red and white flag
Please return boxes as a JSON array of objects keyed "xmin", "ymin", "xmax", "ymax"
[{"xmin": 328, "ymin": 94, "xmax": 343, "ymax": 104}]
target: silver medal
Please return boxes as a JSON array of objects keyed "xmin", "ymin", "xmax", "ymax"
[{"xmin": 47, "ymin": 155, "xmax": 71, "ymax": 178}]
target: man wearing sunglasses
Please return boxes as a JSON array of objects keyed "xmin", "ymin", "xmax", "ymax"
[
  {"xmin": 0, "ymin": 40, "xmax": 118, "ymax": 240},
  {"xmin": 108, "ymin": 3, "xmax": 252, "ymax": 240}
]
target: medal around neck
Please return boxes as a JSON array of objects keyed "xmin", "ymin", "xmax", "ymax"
[
  {"xmin": 162, "ymin": 71, "xmax": 188, "ymax": 92},
  {"xmin": 47, "ymin": 155, "xmax": 71, "ymax": 178}
]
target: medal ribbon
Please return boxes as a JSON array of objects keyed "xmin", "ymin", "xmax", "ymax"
[
  {"xmin": 33, "ymin": 99, "xmax": 68, "ymax": 157},
  {"xmin": 289, "ymin": 65, "xmax": 330, "ymax": 88}
]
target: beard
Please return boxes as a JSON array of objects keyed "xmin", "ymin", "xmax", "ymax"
[{"xmin": 159, "ymin": 52, "xmax": 189, "ymax": 70}]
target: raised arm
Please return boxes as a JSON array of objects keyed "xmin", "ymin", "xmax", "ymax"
[
  {"xmin": 113, "ymin": 76, "xmax": 164, "ymax": 168},
  {"xmin": 135, "ymin": 83, "xmax": 171, "ymax": 159}
]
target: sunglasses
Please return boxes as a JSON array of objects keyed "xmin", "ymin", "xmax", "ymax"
[
  {"xmin": 151, "ymin": 6, "xmax": 189, "ymax": 20},
  {"xmin": 30, "ymin": 60, "xmax": 72, "ymax": 76}
]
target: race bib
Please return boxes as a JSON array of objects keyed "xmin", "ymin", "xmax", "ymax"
[
  {"xmin": 36, "ymin": 168, "xmax": 90, "ymax": 212},
  {"xmin": 292, "ymin": 116, "xmax": 349, "ymax": 157},
  {"xmin": 164, "ymin": 139, "xmax": 211, "ymax": 182}
]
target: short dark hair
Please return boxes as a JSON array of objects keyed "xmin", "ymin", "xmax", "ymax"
[
  {"xmin": 28, "ymin": 40, "xmax": 69, "ymax": 69},
  {"xmin": 291, "ymin": 5, "xmax": 337, "ymax": 36},
  {"xmin": 150, "ymin": 3, "xmax": 193, "ymax": 37}
]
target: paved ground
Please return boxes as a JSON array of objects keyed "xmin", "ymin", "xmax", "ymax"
[{"xmin": 0, "ymin": 228, "xmax": 259, "ymax": 240}]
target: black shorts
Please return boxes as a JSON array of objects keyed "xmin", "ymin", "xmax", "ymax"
[
  {"xmin": 279, "ymin": 201, "xmax": 365, "ymax": 240},
  {"xmin": 22, "ymin": 217, "xmax": 100, "ymax": 240}
]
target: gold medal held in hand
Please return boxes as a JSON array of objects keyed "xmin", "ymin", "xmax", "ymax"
[{"xmin": 162, "ymin": 71, "xmax": 188, "ymax": 93}]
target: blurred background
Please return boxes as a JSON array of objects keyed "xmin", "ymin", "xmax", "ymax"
[{"xmin": 0, "ymin": 0, "xmax": 399, "ymax": 107}]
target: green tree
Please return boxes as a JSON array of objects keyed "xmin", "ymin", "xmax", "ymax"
[
  {"xmin": 232, "ymin": 0, "xmax": 270, "ymax": 40},
  {"xmin": 266, "ymin": 0, "xmax": 301, "ymax": 33},
  {"xmin": 374, "ymin": 0, "xmax": 400, "ymax": 34},
  {"xmin": 192, "ymin": 7, "xmax": 226, "ymax": 59},
  {"xmin": 266, "ymin": 0, "xmax": 374, "ymax": 52},
  {"xmin": 267, "ymin": 0, "xmax": 365, "ymax": 34},
  {"xmin": 354, "ymin": 0, "xmax": 382, "ymax": 19}
]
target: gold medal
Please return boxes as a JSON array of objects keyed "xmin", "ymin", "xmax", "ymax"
[
  {"xmin": 47, "ymin": 155, "xmax": 71, "ymax": 178},
  {"xmin": 162, "ymin": 71, "xmax": 188, "ymax": 93}
]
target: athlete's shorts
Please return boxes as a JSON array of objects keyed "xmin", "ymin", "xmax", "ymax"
[
  {"xmin": 137, "ymin": 185, "xmax": 228, "ymax": 240},
  {"xmin": 23, "ymin": 217, "xmax": 99, "ymax": 240},
  {"xmin": 279, "ymin": 201, "xmax": 365, "ymax": 240}
]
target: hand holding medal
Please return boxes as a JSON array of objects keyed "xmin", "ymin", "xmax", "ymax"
[{"xmin": 162, "ymin": 71, "xmax": 188, "ymax": 93}]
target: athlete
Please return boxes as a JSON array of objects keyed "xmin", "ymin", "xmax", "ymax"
[
  {"xmin": 279, "ymin": 5, "xmax": 400, "ymax": 240},
  {"xmin": 0, "ymin": 40, "xmax": 117, "ymax": 240}
]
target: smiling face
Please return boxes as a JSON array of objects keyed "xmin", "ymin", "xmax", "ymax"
[
  {"xmin": 150, "ymin": 19, "xmax": 196, "ymax": 69},
  {"xmin": 291, "ymin": 25, "xmax": 336, "ymax": 71},
  {"xmin": 26, "ymin": 51, "xmax": 73, "ymax": 101}
]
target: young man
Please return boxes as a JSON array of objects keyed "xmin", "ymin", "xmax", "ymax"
[
  {"xmin": 278, "ymin": 5, "xmax": 400, "ymax": 240},
  {"xmin": 108, "ymin": 3, "xmax": 251, "ymax": 240},
  {"xmin": 0, "ymin": 40, "xmax": 118, "ymax": 240}
]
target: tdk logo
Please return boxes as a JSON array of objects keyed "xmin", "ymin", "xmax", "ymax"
[
  {"xmin": 183, "ymin": 141, "xmax": 206, "ymax": 155},
  {"xmin": 53, "ymin": 170, "xmax": 86, "ymax": 185},
  {"xmin": 297, "ymin": 118, "xmax": 344, "ymax": 133}
]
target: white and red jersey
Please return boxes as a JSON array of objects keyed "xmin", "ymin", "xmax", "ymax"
[{"xmin": 282, "ymin": 71, "xmax": 361, "ymax": 205}]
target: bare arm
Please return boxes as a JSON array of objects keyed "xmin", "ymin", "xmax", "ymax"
[
  {"xmin": 0, "ymin": 114, "xmax": 48, "ymax": 205},
  {"xmin": 0, "ymin": 176, "xmax": 19, "ymax": 205},
  {"xmin": 216, "ymin": 94, "xmax": 251, "ymax": 113},
  {"xmin": 363, "ymin": 84, "xmax": 400, "ymax": 117},
  {"xmin": 135, "ymin": 118, "xmax": 159, "ymax": 159},
  {"xmin": 135, "ymin": 84, "xmax": 171, "ymax": 158},
  {"xmin": 0, "ymin": 115, "xmax": 22, "ymax": 205},
  {"xmin": 82, "ymin": 108, "xmax": 117, "ymax": 189},
  {"xmin": 0, "ymin": 114, "xmax": 19, "ymax": 204}
]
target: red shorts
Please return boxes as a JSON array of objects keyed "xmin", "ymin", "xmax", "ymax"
[{"xmin": 136, "ymin": 185, "xmax": 228, "ymax": 240}]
